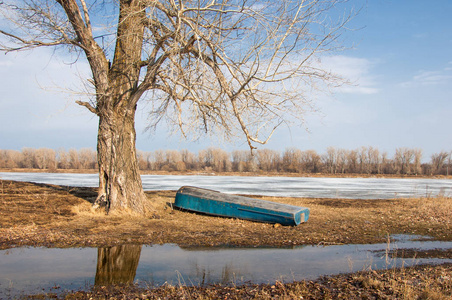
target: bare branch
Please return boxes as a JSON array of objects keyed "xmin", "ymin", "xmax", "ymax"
[
  {"xmin": 76, "ymin": 100, "xmax": 98, "ymax": 115},
  {"xmin": 79, "ymin": 0, "xmax": 92, "ymax": 35},
  {"xmin": 1, "ymin": 0, "xmax": 355, "ymax": 151},
  {"xmin": 0, "ymin": 29, "xmax": 69, "ymax": 51}
]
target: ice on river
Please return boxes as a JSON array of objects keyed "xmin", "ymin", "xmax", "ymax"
[{"xmin": 1, "ymin": 172, "xmax": 452, "ymax": 199}]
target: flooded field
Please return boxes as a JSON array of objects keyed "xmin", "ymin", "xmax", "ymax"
[
  {"xmin": 1, "ymin": 236, "xmax": 452, "ymax": 298},
  {"xmin": 1, "ymin": 172, "xmax": 452, "ymax": 199}
]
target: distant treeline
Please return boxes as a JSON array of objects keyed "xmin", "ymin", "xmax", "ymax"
[{"xmin": 1, "ymin": 147, "xmax": 451, "ymax": 176}]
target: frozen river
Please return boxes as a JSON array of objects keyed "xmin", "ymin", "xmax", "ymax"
[{"xmin": 1, "ymin": 172, "xmax": 452, "ymax": 199}]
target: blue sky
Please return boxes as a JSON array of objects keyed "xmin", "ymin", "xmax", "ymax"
[{"xmin": 0, "ymin": 0, "xmax": 451, "ymax": 161}]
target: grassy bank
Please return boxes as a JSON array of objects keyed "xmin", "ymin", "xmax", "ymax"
[{"xmin": 1, "ymin": 180, "xmax": 451, "ymax": 248}]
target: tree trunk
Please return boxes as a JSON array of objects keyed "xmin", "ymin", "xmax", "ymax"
[
  {"xmin": 95, "ymin": 244, "xmax": 142, "ymax": 285},
  {"xmin": 92, "ymin": 0, "xmax": 147, "ymax": 214},
  {"xmin": 95, "ymin": 103, "xmax": 148, "ymax": 214}
]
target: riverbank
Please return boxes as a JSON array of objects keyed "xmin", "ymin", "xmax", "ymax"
[
  {"xmin": 1, "ymin": 179, "xmax": 451, "ymax": 299},
  {"xmin": 65, "ymin": 263, "xmax": 452, "ymax": 299},
  {"xmin": 1, "ymin": 180, "xmax": 452, "ymax": 248},
  {"xmin": 1, "ymin": 167, "xmax": 451, "ymax": 179}
]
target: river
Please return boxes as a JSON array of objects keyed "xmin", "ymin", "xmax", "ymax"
[{"xmin": 1, "ymin": 172, "xmax": 452, "ymax": 199}]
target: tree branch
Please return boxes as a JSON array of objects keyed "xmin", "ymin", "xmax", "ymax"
[
  {"xmin": 76, "ymin": 100, "xmax": 98, "ymax": 115},
  {"xmin": 0, "ymin": 29, "xmax": 70, "ymax": 52}
]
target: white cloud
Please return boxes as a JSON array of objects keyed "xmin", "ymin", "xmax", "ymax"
[
  {"xmin": 399, "ymin": 64, "xmax": 452, "ymax": 87},
  {"xmin": 414, "ymin": 71, "xmax": 452, "ymax": 84},
  {"xmin": 0, "ymin": 60, "xmax": 13, "ymax": 66},
  {"xmin": 320, "ymin": 55, "xmax": 379, "ymax": 95},
  {"xmin": 0, "ymin": 49, "xmax": 95, "ymax": 133},
  {"xmin": 444, "ymin": 61, "xmax": 452, "ymax": 71}
]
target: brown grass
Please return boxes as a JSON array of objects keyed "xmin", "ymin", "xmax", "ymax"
[
  {"xmin": 63, "ymin": 264, "xmax": 452, "ymax": 299},
  {"xmin": 1, "ymin": 179, "xmax": 451, "ymax": 249}
]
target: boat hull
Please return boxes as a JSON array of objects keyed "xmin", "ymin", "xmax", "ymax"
[{"xmin": 174, "ymin": 186, "xmax": 309, "ymax": 226}]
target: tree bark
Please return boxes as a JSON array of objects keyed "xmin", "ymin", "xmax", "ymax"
[{"xmin": 95, "ymin": 103, "xmax": 148, "ymax": 214}]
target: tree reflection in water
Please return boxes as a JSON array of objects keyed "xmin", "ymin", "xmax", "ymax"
[{"xmin": 95, "ymin": 245, "xmax": 142, "ymax": 285}]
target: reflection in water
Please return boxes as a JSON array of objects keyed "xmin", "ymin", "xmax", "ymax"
[
  {"xmin": 95, "ymin": 245, "xmax": 142, "ymax": 285},
  {"xmin": 1, "ymin": 241, "xmax": 452, "ymax": 299},
  {"xmin": 192, "ymin": 261, "xmax": 236, "ymax": 285}
]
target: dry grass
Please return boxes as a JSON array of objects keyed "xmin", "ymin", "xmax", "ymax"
[
  {"xmin": 62, "ymin": 264, "xmax": 452, "ymax": 299},
  {"xmin": 1, "ymin": 179, "xmax": 452, "ymax": 249}
]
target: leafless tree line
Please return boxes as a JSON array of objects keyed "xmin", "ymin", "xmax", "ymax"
[
  {"xmin": 1, "ymin": 147, "xmax": 451, "ymax": 176},
  {"xmin": 0, "ymin": 148, "xmax": 97, "ymax": 170}
]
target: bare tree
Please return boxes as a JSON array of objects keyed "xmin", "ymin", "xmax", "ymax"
[
  {"xmin": 380, "ymin": 151, "xmax": 390, "ymax": 174},
  {"xmin": 357, "ymin": 146, "xmax": 368, "ymax": 174},
  {"xmin": 57, "ymin": 148, "xmax": 71, "ymax": 169},
  {"xmin": 231, "ymin": 149, "xmax": 256, "ymax": 172},
  {"xmin": 211, "ymin": 148, "xmax": 231, "ymax": 172},
  {"xmin": 153, "ymin": 150, "xmax": 166, "ymax": 171},
  {"xmin": 345, "ymin": 149, "xmax": 358, "ymax": 173},
  {"xmin": 78, "ymin": 148, "xmax": 97, "ymax": 169},
  {"xmin": 300, "ymin": 149, "xmax": 321, "ymax": 173},
  {"xmin": 137, "ymin": 150, "xmax": 151, "ymax": 170},
  {"xmin": 180, "ymin": 149, "xmax": 197, "ymax": 170},
  {"xmin": 1, "ymin": 0, "xmax": 353, "ymax": 213},
  {"xmin": 20, "ymin": 148, "xmax": 35, "ymax": 168},
  {"xmin": 447, "ymin": 151, "xmax": 452, "ymax": 176},
  {"xmin": 412, "ymin": 148, "xmax": 422, "ymax": 175},
  {"xmin": 162, "ymin": 150, "xmax": 182, "ymax": 171},
  {"xmin": 0, "ymin": 149, "xmax": 22, "ymax": 168},
  {"xmin": 336, "ymin": 148, "xmax": 347, "ymax": 174},
  {"xmin": 231, "ymin": 150, "xmax": 247, "ymax": 172},
  {"xmin": 323, "ymin": 146, "xmax": 337, "ymax": 174},
  {"xmin": 282, "ymin": 148, "xmax": 302, "ymax": 173},
  {"xmin": 68, "ymin": 148, "xmax": 81, "ymax": 169},
  {"xmin": 394, "ymin": 147, "xmax": 414, "ymax": 175},
  {"xmin": 431, "ymin": 151, "xmax": 449, "ymax": 175},
  {"xmin": 256, "ymin": 149, "xmax": 280, "ymax": 172},
  {"xmin": 366, "ymin": 146, "xmax": 380, "ymax": 174}
]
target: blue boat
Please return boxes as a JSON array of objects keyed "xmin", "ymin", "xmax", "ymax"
[{"xmin": 174, "ymin": 186, "xmax": 309, "ymax": 226}]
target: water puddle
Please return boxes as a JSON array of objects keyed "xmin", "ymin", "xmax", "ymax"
[{"xmin": 1, "ymin": 239, "xmax": 452, "ymax": 298}]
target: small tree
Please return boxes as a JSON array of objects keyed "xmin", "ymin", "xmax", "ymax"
[{"xmin": 1, "ymin": 0, "xmax": 353, "ymax": 213}]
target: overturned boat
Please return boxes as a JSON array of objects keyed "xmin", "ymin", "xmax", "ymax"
[{"xmin": 174, "ymin": 186, "xmax": 310, "ymax": 226}]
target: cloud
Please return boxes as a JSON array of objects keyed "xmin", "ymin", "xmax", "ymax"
[
  {"xmin": 0, "ymin": 60, "xmax": 13, "ymax": 66},
  {"xmin": 320, "ymin": 55, "xmax": 379, "ymax": 95},
  {"xmin": 444, "ymin": 61, "xmax": 452, "ymax": 71},
  {"xmin": 399, "ymin": 64, "xmax": 452, "ymax": 87},
  {"xmin": 414, "ymin": 71, "xmax": 452, "ymax": 84},
  {"xmin": 0, "ymin": 49, "xmax": 96, "ymax": 135}
]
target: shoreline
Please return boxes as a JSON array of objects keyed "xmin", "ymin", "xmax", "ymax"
[{"xmin": 1, "ymin": 167, "xmax": 451, "ymax": 179}]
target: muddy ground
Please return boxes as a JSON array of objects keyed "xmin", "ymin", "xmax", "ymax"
[{"xmin": 1, "ymin": 179, "xmax": 452, "ymax": 299}]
